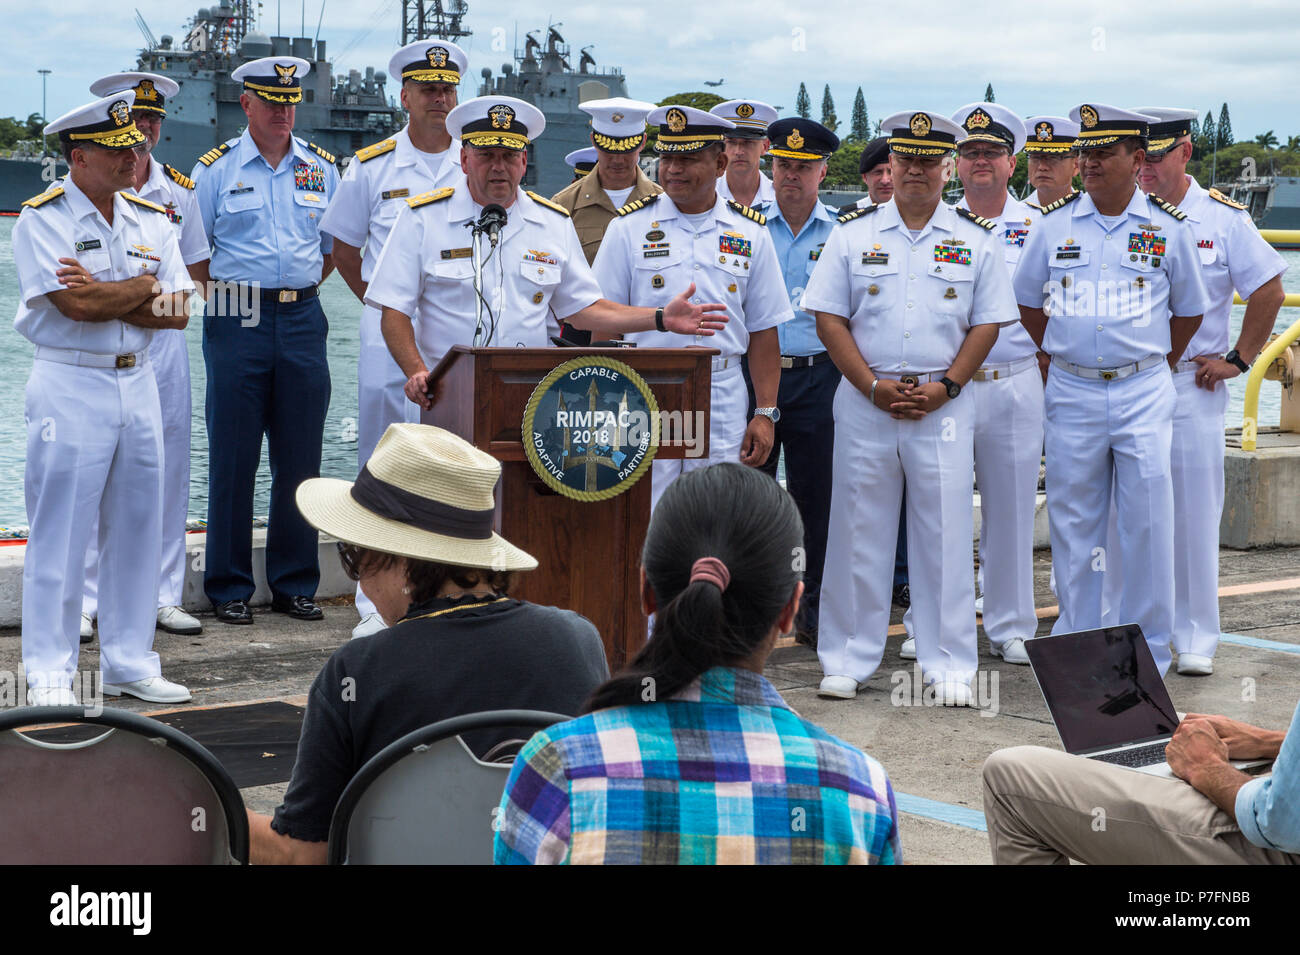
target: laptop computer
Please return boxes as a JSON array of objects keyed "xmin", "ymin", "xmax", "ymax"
[{"xmin": 1025, "ymin": 625, "xmax": 1270, "ymax": 777}]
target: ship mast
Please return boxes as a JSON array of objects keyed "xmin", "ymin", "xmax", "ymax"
[{"xmin": 402, "ymin": 0, "xmax": 471, "ymax": 43}]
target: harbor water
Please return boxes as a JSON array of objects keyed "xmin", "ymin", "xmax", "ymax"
[{"xmin": 0, "ymin": 217, "xmax": 1295, "ymax": 527}]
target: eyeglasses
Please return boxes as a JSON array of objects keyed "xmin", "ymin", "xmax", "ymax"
[
  {"xmin": 958, "ymin": 148, "xmax": 1010, "ymax": 161},
  {"xmin": 892, "ymin": 154, "xmax": 945, "ymax": 169},
  {"xmin": 337, "ymin": 541, "xmax": 363, "ymax": 581}
]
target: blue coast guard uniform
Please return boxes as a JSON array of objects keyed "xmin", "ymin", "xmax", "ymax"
[
  {"xmin": 1013, "ymin": 104, "xmax": 1209, "ymax": 675},
  {"xmin": 13, "ymin": 93, "xmax": 194, "ymax": 701},
  {"xmin": 191, "ymin": 55, "xmax": 340, "ymax": 612},
  {"xmin": 749, "ymin": 117, "xmax": 841, "ymax": 639}
]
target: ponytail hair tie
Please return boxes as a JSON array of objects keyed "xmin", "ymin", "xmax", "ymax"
[{"xmin": 689, "ymin": 557, "xmax": 730, "ymax": 593}]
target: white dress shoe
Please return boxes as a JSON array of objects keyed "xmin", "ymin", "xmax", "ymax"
[
  {"xmin": 351, "ymin": 612, "xmax": 388, "ymax": 640},
  {"xmin": 818, "ymin": 675, "xmax": 862, "ymax": 699},
  {"xmin": 900, "ymin": 636, "xmax": 917, "ymax": 660},
  {"xmin": 157, "ymin": 605, "xmax": 203, "ymax": 635},
  {"xmin": 1176, "ymin": 652, "xmax": 1214, "ymax": 676},
  {"xmin": 80, "ymin": 613, "xmax": 94, "ymax": 643},
  {"xmin": 929, "ymin": 680, "xmax": 974, "ymax": 707},
  {"xmin": 990, "ymin": 637, "xmax": 1031, "ymax": 665},
  {"xmin": 102, "ymin": 676, "xmax": 192, "ymax": 704},
  {"xmin": 27, "ymin": 687, "xmax": 79, "ymax": 706}
]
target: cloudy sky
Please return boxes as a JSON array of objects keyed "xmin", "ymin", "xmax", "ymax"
[{"xmin": 5, "ymin": 0, "xmax": 1296, "ymax": 142}]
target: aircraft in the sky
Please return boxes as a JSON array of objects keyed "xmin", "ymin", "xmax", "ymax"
[{"xmin": 704, "ymin": 78, "xmax": 725, "ymax": 87}]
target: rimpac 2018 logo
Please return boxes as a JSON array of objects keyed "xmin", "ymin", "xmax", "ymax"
[{"xmin": 522, "ymin": 357, "xmax": 661, "ymax": 501}]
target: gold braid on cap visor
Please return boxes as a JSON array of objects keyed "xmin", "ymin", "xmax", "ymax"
[
  {"xmin": 461, "ymin": 130, "xmax": 529, "ymax": 149},
  {"xmin": 402, "ymin": 68, "xmax": 461, "ymax": 84},
  {"xmin": 242, "ymin": 81, "xmax": 305, "ymax": 104},
  {"xmin": 66, "ymin": 123, "xmax": 147, "ymax": 148},
  {"xmin": 592, "ymin": 130, "xmax": 644, "ymax": 152}
]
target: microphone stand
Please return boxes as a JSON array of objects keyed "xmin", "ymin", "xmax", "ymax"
[{"xmin": 471, "ymin": 226, "xmax": 489, "ymax": 347}]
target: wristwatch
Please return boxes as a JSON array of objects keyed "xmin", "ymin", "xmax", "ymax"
[
  {"xmin": 940, "ymin": 376, "xmax": 962, "ymax": 399},
  {"xmin": 654, "ymin": 307, "xmax": 666, "ymax": 332},
  {"xmin": 753, "ymin": 407, "xmax": 781, "ymax": 423},
  {"xmin": 1224, "ymin": 349, "xmax": 1250, "ymax": 374}
]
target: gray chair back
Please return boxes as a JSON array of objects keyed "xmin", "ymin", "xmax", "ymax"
[
  {"xmin": 329, "ymin": 710, "xmax": 567, "ymax": 865},
  {"xmin": 0, "ymin": 706, "xmax": 247, "ymax": 864}
]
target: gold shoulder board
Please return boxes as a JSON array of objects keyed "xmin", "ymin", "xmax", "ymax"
[
  {"xmin": 406, "ymin": 187, "xmax": 455, "ymax": 209},
  {"xmin": 307, "ymin": 141, "xmax": 337, "ymax": 164},
  {"xmin": 1208, "ymin": 188, "xmax": 1248, "ymax": 211},
  {"xmin": 122, "ymin": 193, "xmax": 167, "ymax": 214},
  {"xmin": 1149, "ymin": 195, "xmax": 1188, "ymax": 221},
  {"xmin": 527, "ymin": 191, "xmax": 571, "ymax": 217},
  {"xmin": 164, "ymin": 164, "xmax": 195, "ymax": 190},
  {"xmin": 1041, "ymin": 190, "xmax": 1083, "ymax": 215},
  {"xmin": 837, "ymin": 204, "xmax": 879, "ymax": 224},
  {"xmin": 21, "ymin": 187, "xmax": 65, "ymax": 209},
  {"xmin": 727, "ymin": 199, "xmax": 767, "ymax": 226},
  {"xmin": 356, "ymin": 139, "xmax": 397, "ymax": 163},
  {"xmin": 955, "ymin": 207, "xmax": 996, "ymax": 231},
  {"xmin": 197, "ymin": 142, "xmax": 233, "ymax": 167},
  {"xmin": 617, "ymin": 193, "xmax": 660, "ymax": 216}
]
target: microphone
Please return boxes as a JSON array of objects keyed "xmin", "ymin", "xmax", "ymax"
[{"xmin": 475, "ymin": 203, "xmax": 508, "ymax": 248}]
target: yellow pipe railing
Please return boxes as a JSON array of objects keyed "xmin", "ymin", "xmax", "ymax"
[
  {"xmin": 1241, "ymin": 316, "xmax": 1300, "ymax": 451},
  {"xmin": 1234, "ymin": 292, "xmax": 1300, "ymax": 306},
  {"xmin": 1259, "ymin": 230, "xmax": 1300, "ymax": 247}
]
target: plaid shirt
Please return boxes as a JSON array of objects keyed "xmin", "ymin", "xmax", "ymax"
[{"xmin": 494, "ymin": 667, "xmax": 901, "ymax": 864}]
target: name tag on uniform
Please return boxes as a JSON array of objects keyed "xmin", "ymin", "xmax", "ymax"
[
  {"xmin": 933, "ymin": 243, "xmax": 971, "ymax": 265},
  {"xmin": 381, "ymin": 188, "xmax": 410, "ymax": 200},
  {"xmin": 642, "ymin": 242, "xmax": 670, "ymax": 258},
  {"xmin": 1004, "ymin": 228, "xmax": 1029, "ymax": 247},
  {"xmin": 229, "ymin": 186, "xmax": 254, "ymax": 195},
  {"xmin": 440, "ymin": 247, "xmax": 472, "ymax": 260},
  {"xmin": 1055, "ymin": 245, "xmax": 1081, "ymax": 260},
  {"xmin": 294, "ymin": 161, "xmax": 326, "ymax": 192},
  {"xmin": 1128, "ymin": 232, "xmax": 1166, "ymax": 256},
  {"xmin": 720, "ymin": 233, "xmax": 751, "ymax": 257},
  {"xmin": 75, "ymin": 239, "xmax": 102, "ymax": 252}
]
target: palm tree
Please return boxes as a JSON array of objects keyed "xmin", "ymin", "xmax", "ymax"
[
  {"xmin": 1287, "ymin": 135, "xmax": 1300, "ymax": 153},
  {"xmin": 1254, "ymin": 130, "xmax": 1279, "ymax": 148}
]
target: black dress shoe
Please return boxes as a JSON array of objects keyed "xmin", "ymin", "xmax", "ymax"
[
  {"xmin": 892, "ymin": 583, "xmax": 910, "ymax": 608},
  {"xmin": 272, "ymin": 595, "xmax": 323, "ymax": 620},
  {"xmin": 213, "ymin": 599, "xmax": 253, "ymax": 624}
]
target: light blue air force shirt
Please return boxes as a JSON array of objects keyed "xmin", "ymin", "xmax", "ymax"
[
  {"xmin": 192, "ymin": 129, "xmax": 339, "ymax": 288},
  {"xmin": 1235, "ymin": 699, "xmax": 1300, "ymax": 854},
  {"xmin": 765, "ymin": 199, "xmax": 837, "ymax": 357}
]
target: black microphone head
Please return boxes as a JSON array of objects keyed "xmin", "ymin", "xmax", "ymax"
[{"xmin": 481, "ymin": 203, "xmax": 508, "ymax": 224}]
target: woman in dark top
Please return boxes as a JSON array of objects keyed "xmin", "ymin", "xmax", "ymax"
[{"xmin": 246, "ymin": 423, "xmax": 608, "ymax": 864}]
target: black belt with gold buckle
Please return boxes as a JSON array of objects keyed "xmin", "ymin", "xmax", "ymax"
[
  {"xmin": 779, "ymin": 352, "xmax": 833, "ymax": 369},
  {"xmin": 257, "ymin": 285, "xmax": 320, "ymax": 305}
]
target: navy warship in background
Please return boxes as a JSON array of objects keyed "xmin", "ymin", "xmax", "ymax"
[{"xmin": 1, "ymin": 0, "xmax": 633, "ymax": 210}]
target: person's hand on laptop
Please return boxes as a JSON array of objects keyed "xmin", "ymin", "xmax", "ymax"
[
  {"xmin": 1167, "ymin": 718, "xmax": 1230, "ymax": 783},
  {"xmin": 1183, "ymin": 713, "xmax": 1287, "ymax": 762}
]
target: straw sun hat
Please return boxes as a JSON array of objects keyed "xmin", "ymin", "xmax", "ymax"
[{"xmin": 296, "ymin": 424, "xmax": 538, "ymax": 572}]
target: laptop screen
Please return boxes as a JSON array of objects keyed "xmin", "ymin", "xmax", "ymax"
[{"xmin": 1025, "ymin": 625, "xmax": 1180, "ymax": 755}]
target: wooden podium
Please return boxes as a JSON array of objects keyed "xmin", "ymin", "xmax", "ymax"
[{"xmin": 423, "ymin": 346, "xmax": 716, "ymax": 671}]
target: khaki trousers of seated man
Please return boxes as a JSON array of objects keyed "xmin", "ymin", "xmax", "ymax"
[{"xmin": 982, "ymin": 746, "xmax": 1300, "ymax": 865}]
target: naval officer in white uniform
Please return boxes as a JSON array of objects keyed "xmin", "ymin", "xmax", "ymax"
[
  {"xmin": 1023, "ymin": 116, "xmax": 1079, "ymax": 209},
  {"xmin": 1095, "ymin": 107, "xmax": 1287, "ymax": 675},
  {"xmin": 592, "ymin": 105, "xmax": 792, "ymax": 509},
  {"xmin": 1014, "ymin": 104, "xmax": 1209, "ymax": 676},
  {"xmin": 711, "ymin": 100, "xmax": 778, "ymax": 210},
  {"xmin": 809, "ymin": 110, "xmax": 1015, "ymax": 706},
  {"xmin": 13, "ymin": 94, "xmax": 194, "ymax": 705},
  {"xmin": 948, "ymin": 102, "xmax": 1042, "ymax": 665},
  {"xmin": 366, "ymin": 97, "xmax": 728, "ymax": 443},
  {"xmin": 320, "ymin": 39, "xmax": 467, "ymax": 639},
  {"xmin": 80, "ymin": 71, "xmax": 211, "ymax": 641}
]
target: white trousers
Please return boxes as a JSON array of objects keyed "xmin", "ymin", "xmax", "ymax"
[
  {"xmin": 24, "ymin": 358, "xmax": 164, "ymax": 688},
  {"xmin": 1044, "ymin": 364, "xmax": 1175, "ymax": 675},
  {"xmin": 1100, "ymin": 369, "xmax": 1227, "ymax": 658},
  {"xmin": 971, "ymin": 363, "xmax": 1044, "ymax": 648},
  {"xmin": 355, "ymin": 303, "xmax": 420, "ymax": 620},
  {"xmin": 83, "ymin": 327, "xmax": 191, "ymax": 614},
  {"xmin": 819, "ymin": 379, "xmax": 978, "ymax": 686},
  {"xmin": 649, "ymin": 363, "xmax": 748, "ymax": 512}
]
